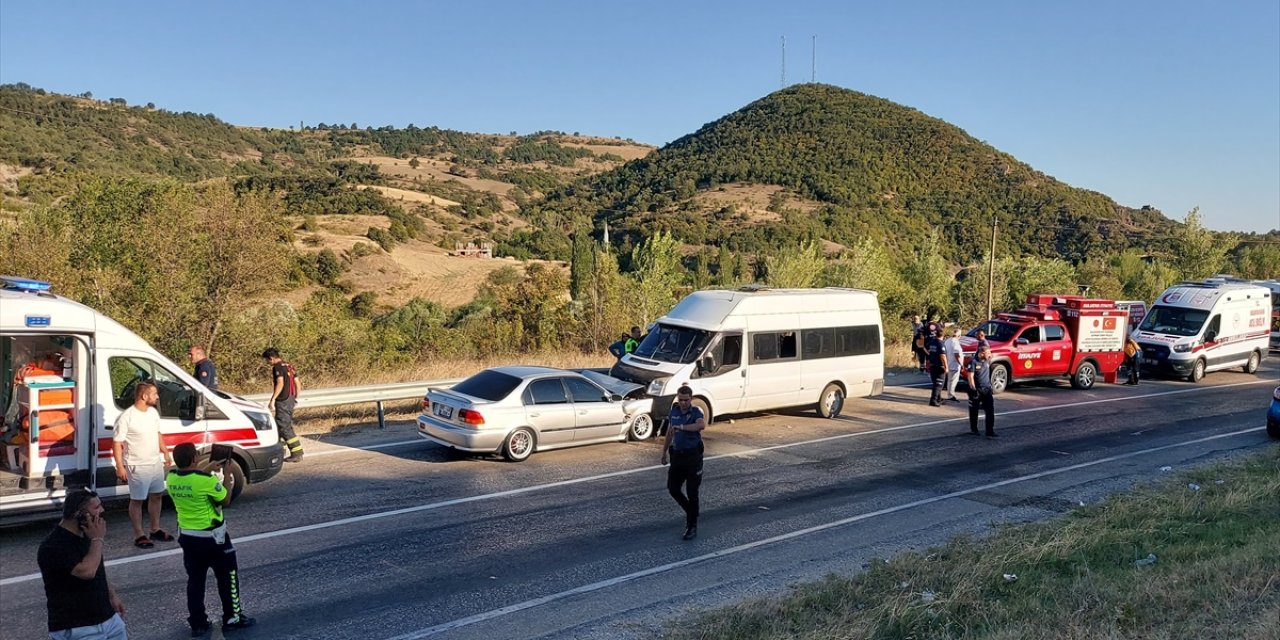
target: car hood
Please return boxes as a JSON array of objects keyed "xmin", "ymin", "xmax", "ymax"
[{"xmin": 573, "ymin": 369, "xmax": 646, "ymax": 399}]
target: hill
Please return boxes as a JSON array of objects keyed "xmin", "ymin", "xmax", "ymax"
[{"xmin": 526, "ymin": 84, "xmax": 1180, "ymax": 264}]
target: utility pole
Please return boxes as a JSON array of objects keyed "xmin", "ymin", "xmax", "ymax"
[
  {"xmin": 781, "ymin": 36, "xmax": 786, "ymax": 88},
  {"xmin": 811, "ymin": 36, "xmax": 816, "ymax": 83},
  {"xmin": 986, "ymin": 215, "xmax": 998, "ymax": 321}
]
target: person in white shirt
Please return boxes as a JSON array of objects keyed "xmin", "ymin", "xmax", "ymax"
[
  {"xmin": 943, "ymin": 326, "xmax": 965, "ymax": 402},
  {"xmin": 112, "ymin": 381, "xmax": 173, "ymax": 549}
]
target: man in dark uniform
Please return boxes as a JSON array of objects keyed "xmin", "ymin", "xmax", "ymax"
[
  {"xmin": 924, "ymin": 323, "xmax": 947, "ymax": 406},
  {"xmin": 660, "ymin": 386, "xmax": 705, "ymax": 541},
  {"xmin": 263, "ymin": 348, "xmax": 304, "ymax": 462},
  {"xmin": 966, "ymin": 346, "xmax": 997, "ymax": 438},
  {"xmin": 189, "ymin": 346, "xmax": 218, "ymax": 391},
  {"xmin": 168, "ymin": 443, "xmax": 255, "ymax": 637}
]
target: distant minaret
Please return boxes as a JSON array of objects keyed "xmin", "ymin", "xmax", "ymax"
[
  {"xmin": 602, "ymin": 220, "xmax": 610, "ymax": 245},
  {"xmin": 811, "ymin": 36, "xmax": 816, "ymax": 83}
]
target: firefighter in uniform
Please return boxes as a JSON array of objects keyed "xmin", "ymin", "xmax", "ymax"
[
  {"xmin": 263, "ymin": 348, "xmax": 304, "ymax": 462},
  {"xmin": 166, "ymin": 443, "xmax": 255, "ymax": 637},
  {"xmin": 966, "ymin": 345, "xmax": 998, "ymax": 438}
]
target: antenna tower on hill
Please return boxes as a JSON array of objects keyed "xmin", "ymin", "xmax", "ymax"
[{"xmin": 811, "ymin": 36, "xmax": 816, "ymax": 82}]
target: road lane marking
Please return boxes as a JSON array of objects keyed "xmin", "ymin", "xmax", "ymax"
[
  {"xmin": 0, "ymin": 379, "xmax": 1267, "ymax": 587},
  {"xmin": 386, "ymin": 425, "xmax": 1265, "ymax": 639}
]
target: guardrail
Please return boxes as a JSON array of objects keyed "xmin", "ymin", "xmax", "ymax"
[{"xmin": 244, "ymin": 379, "xmax": 464, "ymax": 429}]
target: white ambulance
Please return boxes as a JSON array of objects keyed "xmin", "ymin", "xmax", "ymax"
[
  {"xmin": 1133, "ymin": 279, "xmax": 1271, "ymax": 382},
  {"xmin": 609, "ymin": 287, "xmax": 884, "ymax": 425},
  {"xmin": 1, "ymin": 277, "xmax": 283, "ymax": 522}
]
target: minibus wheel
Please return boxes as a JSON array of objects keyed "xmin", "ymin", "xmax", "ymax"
[
  {"xmin": 817, "ymin": 383, "xmax": 844, "ymax": 418},
  {"xmin": 692, "ymin": 398, "xmax": 712, "ymax": 424}
]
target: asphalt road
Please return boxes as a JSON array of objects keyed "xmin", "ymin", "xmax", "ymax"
[{"xmin": 2, "ymin": 365, "xmax": 1277, "ymax": 640}]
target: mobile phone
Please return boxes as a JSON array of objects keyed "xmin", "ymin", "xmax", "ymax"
[{"xmin": 209, "ymin": 444, "xmax": 233, "ymax": 464}]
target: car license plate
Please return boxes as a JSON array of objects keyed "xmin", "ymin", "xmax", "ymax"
[{"xmin": 434, "ymin": 403, "xmax": 454, "ymax": 419}]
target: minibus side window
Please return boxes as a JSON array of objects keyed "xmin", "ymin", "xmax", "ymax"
[
  {"xmin": 750, "ymin": 332, "xmax": 798, "ymax": 363},
  {"xmin": 701, "ymin": 334, "xmax": 743, "ymax": 376},
  {"xmin": 108, "ymin": 356, "xmax": 199, "ymax": 420}
]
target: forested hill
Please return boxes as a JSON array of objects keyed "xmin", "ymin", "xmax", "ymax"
[{"xmin": 539, "ymin": 84, "xmax": 1178, "ymax": 263}]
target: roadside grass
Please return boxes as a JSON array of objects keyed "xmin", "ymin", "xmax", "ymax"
[{"xmin": 663, "ymin": 447, "xmax": 1280, "ymax": 640}]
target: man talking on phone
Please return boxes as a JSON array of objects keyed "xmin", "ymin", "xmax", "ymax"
[
  {"xmin": 167, "ymin": 443, "xmax": 255, "ymax": 637},
  {"xmin": 37, "ymin": 488, "xmax": 128, "ymax": 639}
]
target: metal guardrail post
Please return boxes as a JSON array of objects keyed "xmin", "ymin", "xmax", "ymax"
[{"xmin": 376, "ymin": 401, "xmax": 385, "ymax": 429}]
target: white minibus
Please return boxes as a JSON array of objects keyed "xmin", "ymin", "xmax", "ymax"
[{"xmin": 609, "ymin": 287, "xmax": 884, "ymax": 423}]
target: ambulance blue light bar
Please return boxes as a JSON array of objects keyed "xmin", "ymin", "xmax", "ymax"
[{"xmin": 0, "ymin": 276, "xmax": 53, "ymax": 292}]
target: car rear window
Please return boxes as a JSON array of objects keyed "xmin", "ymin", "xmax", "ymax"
[{"xmin": 451, "ymin": 370, "xmax": 523, "ymax": 401}]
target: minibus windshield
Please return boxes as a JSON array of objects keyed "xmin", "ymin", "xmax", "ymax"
[
  {"xmin": 1138, "ymin": 305, "xmax": 1208, "ymax": 337},
  {"xmin": 634, "ymin": 324, "xmax": 711, "ymax": 364}
]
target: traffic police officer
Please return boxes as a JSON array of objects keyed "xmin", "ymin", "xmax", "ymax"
[
  {"xmin": 661, "ymin": 385, "xmax": 706, "ymax": 540},
  {"xmin": 167, "ymin": 443, "xmax": 255, "ymax": 637}
]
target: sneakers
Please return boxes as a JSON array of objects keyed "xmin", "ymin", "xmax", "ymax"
[
  {"xmin": 949, "ymin": 396, "xmax": 960, "ymax": 402},
  {"xmin": 191, "ymin": 622, "xmax": 211, "ymax": 638},
  {"xmin": 929, "ymin": 401, "xmax": 940, "ymax": 407},
  {"xmin": 223, "ymin": 615, "xmax": 256, "ymax": 631},
  {"xmin": 682, "ymin": 526, "xmax": 697, "ymax": 541}
]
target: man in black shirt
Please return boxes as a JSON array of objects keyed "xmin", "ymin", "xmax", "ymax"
[
  {"xmin": 924, "ymin": 324, "xmax": 948, "ymax": 406},
  {"xmin": 263, "ymin": 347, "xmax": 304, "ymax": 462},
  {"xmin": 37, "ymin": 488, "xmax": 127, "ymax": 639},
  {"xmin": 189, "ymin": 345, "xmax": 218, "ymax": 391}
]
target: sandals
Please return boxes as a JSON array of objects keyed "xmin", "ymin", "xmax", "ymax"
[
  {"xmin": 134, "ymin": 535, "xmax": 154, "ymax": 549},
  {"xmin": 150, "ymin": 529, "xmax": 175, "ymax": 542}
]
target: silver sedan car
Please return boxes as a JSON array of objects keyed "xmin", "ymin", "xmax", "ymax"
[{"xmin": 417, "ymin": 366, "xmax": 652, "ymax": 462}]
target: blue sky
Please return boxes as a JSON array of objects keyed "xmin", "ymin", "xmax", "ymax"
[{"xmin": 2, "ymin": 1, "xmax": 1276, "ymax": 233}]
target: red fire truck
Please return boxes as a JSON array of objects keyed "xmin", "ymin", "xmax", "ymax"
[{"xmin": 962, "ymin": 295, "xmax": 1130, "ymax": 394}]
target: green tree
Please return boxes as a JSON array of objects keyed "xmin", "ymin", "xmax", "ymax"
[
  {"xmin": 901, "ymin": 230, "xmax": 953, "ymax": 319},
  {"xmin": 766, "ymin": 240, "xmax": 825, "ymax": 288},
  {"xmin": 1232, "ymin": 243, "xmax": 1280, "ymax": 280},
  {"xmin": 1171, "ymin": 208, "xmax": 1235, "ymax": 280},
  {"xmin": 629, "ymin": 230, "xmax": 683, "ymax": 324},
  {"xmin": 714, "ymin": 245, "xmax": 734, "ymax": 287}
]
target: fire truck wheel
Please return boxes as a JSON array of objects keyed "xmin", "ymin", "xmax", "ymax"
[
  {"xmin": 990, "ymin": 363, "xmax": 1009, "ymax": 394},
  {"xmin": 1243, "ymin": 351, "xmax": 1260, "ymax": 374},
  {"xmin": 1188, "ymin": 359, "xmax": 1206, "ymax": 383},
  {"xmin": 1071, "ymin": 361, "xmax": 1098, "ymax": 390}
]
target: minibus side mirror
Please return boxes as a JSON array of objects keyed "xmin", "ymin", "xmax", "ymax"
[{"xmin": 699, "ymin": 355, "xmax": 716, "ymax": 374}]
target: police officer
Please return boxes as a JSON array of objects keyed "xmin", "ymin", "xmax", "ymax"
[
  {"xmin": 624, "ymin": 326, "xmax": 643, "ymax": 354},
  {"xmin": 924, "ymin": 324, "xmax": 947, "ymax": 406},
  {"xmin": 660, "ymin": 386, "xmax": 705, "ymax": 541},
  {"xmin": 167, "ymin": 443, "xmax": 255, "ymax": 637},
  {"xmin": 966, "ymin": 346, "xmax": 997, "ymax": 438}
]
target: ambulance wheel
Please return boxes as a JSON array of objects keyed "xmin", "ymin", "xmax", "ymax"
[
  {"xmin": 1188, "ymin": 359, "xmax": 1206, "ymax": 383},
  {"xmin": 1071, "ymin": 361, "xmax": 1098, "ymax": 390},
  {"xmin": 628, "ymin": 413, "xmax": 654, "ymax": 441},
  {"xmin": 502, "ymin": 428, "xmax": 536, "ymax": 462},
  {"xmin": 1243, "ymin": 351, "xmax": 1260, "ymax": 374},
  {"xmin": 817, "ymin": 383, "xmax": 845, "ymax": 418},
  {"xmin": 221, "ymin": 458, "xmax": 246, "ymax": 502},
  {"xmin": 692, "ymin": 398, "xmax": 712, "ymax": 424},
  {"xmin": 990, "ymin": 364, "xmax": 1010, "ymax": 394}
]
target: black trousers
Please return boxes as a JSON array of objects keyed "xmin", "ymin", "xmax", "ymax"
[
  {"xmin": 667, "ymin": 445, "xmax": 703, "ymax": 527},
  {"xmin": 929, "ymin": 367, "xmax": 945, "ymax": 403},
  {"xmin": 1126, "ymin": 353, "xmax": 1141, "ymax": 384},
  {"xmin": 179, "ymin": 532, "xmax": 244, "ymax": 627},
  {"xmin": 969, "ymin": 389, "xmax": 995, "ymax": 435},
  {"xmin": 274, "ymin": 398, "xmax": 303, "ymax": 456}
]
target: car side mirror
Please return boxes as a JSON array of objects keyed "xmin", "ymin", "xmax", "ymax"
[
  {"xmin": 1015, "ymin": 338, "xmax": 1029, "ymax": 346},
  {"xmin": 609, "ymin": 394, "xmax": 622, "ymax": 402}
]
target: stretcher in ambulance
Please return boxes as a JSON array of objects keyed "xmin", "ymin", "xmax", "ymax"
[{"xmin": 1, "ymin": 277, "xmax": 284, "ymax": 522}]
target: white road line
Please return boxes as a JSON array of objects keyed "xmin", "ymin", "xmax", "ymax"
[
  {"xmin": 0, "ymin": 379, "xmax": 1266, "ymax": 588},
  {"xmin": 387, "ymin": 425, "xmax": 1265, "ymax": 639}
]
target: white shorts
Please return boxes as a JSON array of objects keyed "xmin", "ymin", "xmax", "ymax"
[{"xmin": 126, "ymin": 463, "xmax": 166, "ymax": 499}]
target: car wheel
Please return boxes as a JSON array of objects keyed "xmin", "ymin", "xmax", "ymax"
[
  {"xmin": 502, "ymin": 428, "xmax": 536, "ymax": 462},
  {"xmin": 220, "ymin": 458, "xmax": 246, "ymax": 502},
  {"xmin": 1243, "ymin": 351, "xmax": 1260, "ymax": 374},
  {"xmin": 1188, "ymin": 359, "xmax": 1206, "ymax": 383},
  {"xmin": 990, "ymin": 363, "xmax": 1010, "ymax": 394},
  {"xmin": 628, "ymin": 413, "xmax": 654, "ymax": 441},
  {"xmin": 1071, "ymin": 361, "xmax": 1098, "ymax": 390},
  {"xmin": 691, "ymin": 398, "xmax": 712, "ymax": 424},
  {"xmin": 817, "ymin": 383, "xmax": 844, "ymax": 418}
]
